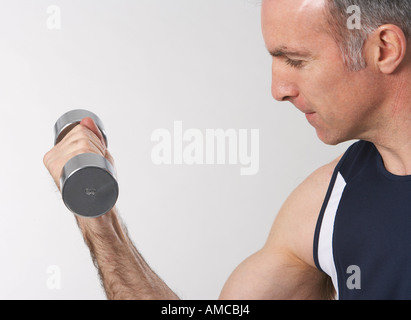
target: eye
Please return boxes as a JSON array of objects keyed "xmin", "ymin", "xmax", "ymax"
[{"xmin": 285, "ymin": 58, "xmax": 304, "ymax": 68}]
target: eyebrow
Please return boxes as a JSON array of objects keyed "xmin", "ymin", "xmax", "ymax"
[{"xmin": 267, "ymin": 46, "xmax": 312, "ymax": 58}]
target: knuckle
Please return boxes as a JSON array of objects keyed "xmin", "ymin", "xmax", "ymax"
[
  {"xmin": 43, "ymin": 152, "xmax": 50, "ymax": 166},
  {"xmin": 43, "ymin": 148, "xmax": 56, "ymax": 168},
  {"xmin": 73, "ymin": 124, "xmax": 88, "ymax": 134},
  {"xmin": 70, "ymin": 126, "xmax": 90, "ymax": 141},
  {"xmin": 78, "ymin": 138, "xmax": 92, "ymax": 149},
  {"xmin": 70, "ymin": 137, "xmax": 91, "ymax": 150}
]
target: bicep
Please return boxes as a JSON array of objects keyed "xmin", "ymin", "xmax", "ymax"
[{"xmin": 218, "ymin": 247, "xmax": 330, "ymax": 300}]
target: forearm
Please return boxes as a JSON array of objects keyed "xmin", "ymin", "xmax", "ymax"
[{"xmin": 76, "ymin": 207, "xmax": 179, "ymax": 300}]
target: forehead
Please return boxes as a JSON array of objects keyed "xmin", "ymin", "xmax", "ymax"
[{"xmin": 261, "ymin": 0, "xmax": 329, "ymax": 52}]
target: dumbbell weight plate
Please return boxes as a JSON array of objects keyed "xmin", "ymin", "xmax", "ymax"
[
  {"xmin": 54, "ymin": 109, "xmax": 108, "ymax": 146},
  {"xmin": 61, "ymin": 153, "xmax": 119, "ymax": 218}
]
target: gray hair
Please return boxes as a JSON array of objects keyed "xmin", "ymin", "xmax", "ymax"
[{"xmin": 325, "ymin": 0, "xmax": 411, "ymax": 71}]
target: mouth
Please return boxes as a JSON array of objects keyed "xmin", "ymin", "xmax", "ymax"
[
  {"xmin": 292, "ymin": 101, "xmax": 316, "ymax": 120},
  {"xmin": 293, "ymin": 102, "xmax": 314, "ymax": 115}
]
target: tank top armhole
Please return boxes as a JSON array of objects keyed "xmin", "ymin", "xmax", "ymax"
[{"xmin": 313, "ymin": 142, "xmax": 359, "ymax": 272}]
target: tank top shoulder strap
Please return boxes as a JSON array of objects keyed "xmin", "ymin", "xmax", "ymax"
[{"xmin": 313, "ymin": 140, "xmax": 371, "ymax": 272}]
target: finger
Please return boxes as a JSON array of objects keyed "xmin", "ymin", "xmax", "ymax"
[
  {"xmin": 80, "ymin": 117, "xmax": 106, "ymax": 148},
  {"xmin": 68, "ymin": 126, "xmax": 107, "ymax": 156},
  {"xmin": 65, "ymin": 141, "xmax": 103, "ymax": 160},
  {"xmin": 105, "ymin": 149, "xmax": 115, "ymax": 167},
  {"xmin": 54, "ymin": 120, "xmax": 105, "ymax": 155}
]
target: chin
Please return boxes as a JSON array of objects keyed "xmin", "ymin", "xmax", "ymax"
[{"xmin": 316, "ymin": 128, "xmax": 349, "ymax": 146}]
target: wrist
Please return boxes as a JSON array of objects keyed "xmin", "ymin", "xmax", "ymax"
[{"xmin": 75, "ymin": 206, "xmax": 125, "ymax": 242}]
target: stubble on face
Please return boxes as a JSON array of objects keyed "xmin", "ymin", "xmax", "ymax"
[{"xmin": 261, "ymin": 0, "xmax": 386, "ymax": 146}]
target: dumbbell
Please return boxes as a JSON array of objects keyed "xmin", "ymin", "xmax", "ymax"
[{"xmin": 54, "ymin": 109, "xmax": 119, "ymax": 218}]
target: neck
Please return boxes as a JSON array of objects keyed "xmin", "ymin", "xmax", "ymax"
[{"xmin": 366, "ymin": 74, "xmax": 411, "ymax": 176}]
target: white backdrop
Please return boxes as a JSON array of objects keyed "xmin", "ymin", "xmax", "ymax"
[{"xmin": 0, "ymin": 0, "xmax": 352, "ymax": 299}]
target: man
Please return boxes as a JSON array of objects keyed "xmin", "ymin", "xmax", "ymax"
[{"xmin": 43, "ymin": 0, "xmax": 411, "ymax": 299}]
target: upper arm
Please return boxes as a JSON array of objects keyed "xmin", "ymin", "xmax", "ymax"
[{"xmin": 219, "ymin": 155, "xmax": 343, "ymax": 300}]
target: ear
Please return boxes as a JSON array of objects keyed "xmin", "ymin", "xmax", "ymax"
[{"xmin": 368, "ymin": 24, "xmax": 407, "ymax": 74}]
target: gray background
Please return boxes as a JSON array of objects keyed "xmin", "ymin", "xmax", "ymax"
[{"xmin": 0, "ymin": 0, "xmax": 352, "ymax": 299}]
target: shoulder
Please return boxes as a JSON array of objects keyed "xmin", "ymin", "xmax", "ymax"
[{"xmin": 264, "ymin": 153, "xmax": 344, "ymax": 268}]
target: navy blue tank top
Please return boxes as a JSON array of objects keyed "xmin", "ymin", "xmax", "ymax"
[{"xmin": 313, "ymin": 140, "xmax": 411, "ymax": 299}]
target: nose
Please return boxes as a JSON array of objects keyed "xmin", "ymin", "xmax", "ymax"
[
  {"xmin": 271, "ymin": 83, "xmax": 299, "ymax": 102},
  {"xmin": 271, "ymin": 63, "xmax": 299, "ymax": 102}
]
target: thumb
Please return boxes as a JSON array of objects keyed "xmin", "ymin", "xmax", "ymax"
[{"xmin": 80, "ymin": 117, "xmax": 107, "ymax": 148}]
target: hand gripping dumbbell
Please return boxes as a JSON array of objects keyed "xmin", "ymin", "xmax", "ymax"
[{"xmin": 54, "ymin": 109, "xmax": 119, "ymax": 218}]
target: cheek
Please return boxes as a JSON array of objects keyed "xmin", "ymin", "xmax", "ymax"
[
  {"xmin": 305, "ymin": 66, "xmax": 371, "ymax": 123},
  {"xmin": 302, "ymin": 47, "xmax": 355, "ymax": 110}
]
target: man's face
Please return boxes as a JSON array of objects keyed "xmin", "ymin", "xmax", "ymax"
[{"xmin": 261, "ymin": 0, "xmax": 385, "ymax": 145}]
